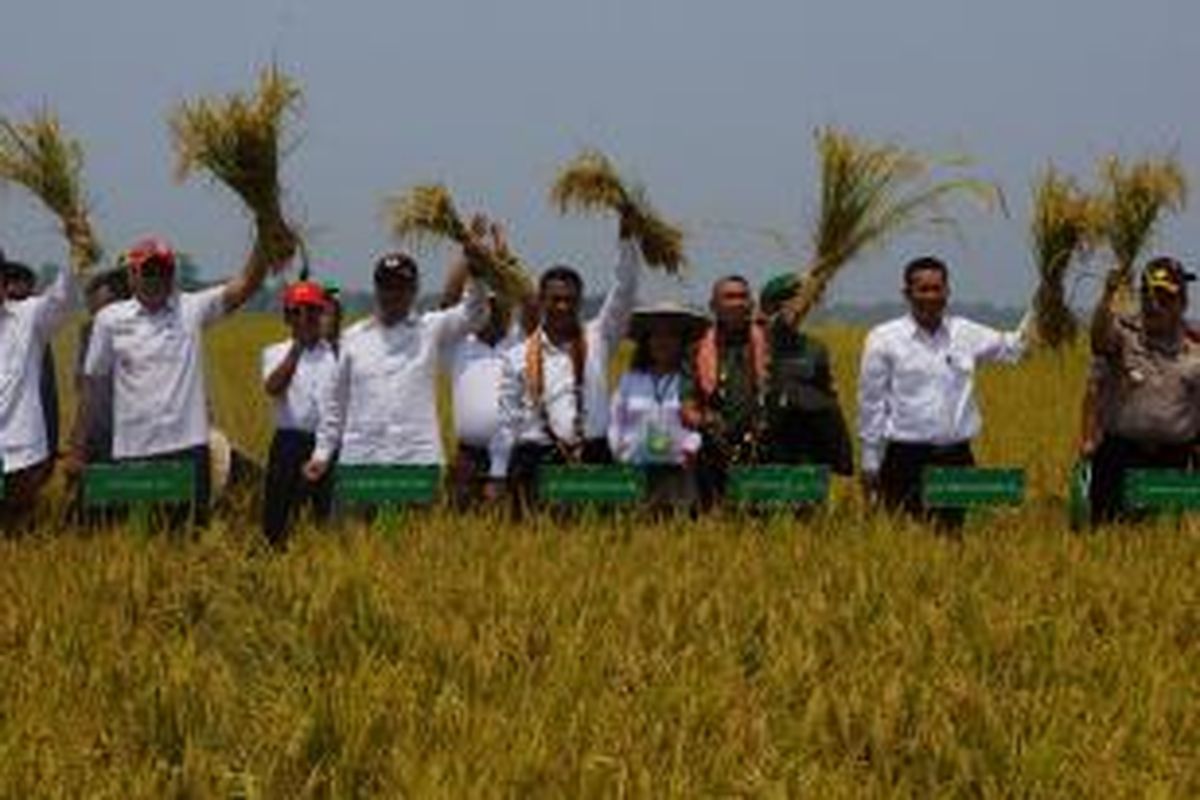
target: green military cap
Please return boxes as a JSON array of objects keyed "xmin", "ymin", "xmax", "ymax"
[{"xmin": 759, "ymin": 273, "xmax": 801, "ymax": 315}]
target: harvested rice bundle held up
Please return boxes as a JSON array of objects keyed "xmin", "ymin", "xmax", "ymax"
[
  {"xmin": 170, "ymin": 65, "xmax": 300, "ymax": 271},
  {"xmin": 385, "ymin": 183, "xmax": 534, "ymax": 302},
  {"xmin": 1029, "ymin": 167, "xmax": 1103, "ymax": 349},
  {"xmin": 0, "ymin": 111, "xmax": 101, "ymax": 271},
  {"xmin": 550, "ymin": 149, "xmax": 686, "ymax": 273},
  {"xmin": 1094, "ymin": 154, "xmax": 1187, "ymax": 310},
  {"xmin": 789, "ymin": 127, "xmax": 996, "ymax": 324}
]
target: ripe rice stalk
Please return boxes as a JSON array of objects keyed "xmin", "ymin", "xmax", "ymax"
[
  {"xmin": 550, "ymin": 149, "xmax": 685, "ymax": 273},
  {"xmin": 1093, "ymin": 154, "xmax": 1187, "ymax": 313},
  {"xmin": 385, "ymin": 183, "xmax": 534, "ymax": 302},
  {"xmin": 170, "ymin": 65, "xmax": 301, "ymax": 271},
  {"xmin": 1029, "ymin": 166, "xmax": 1104, "ymax": 349},
  {"xmin": 0, "ymin": 111, "xmax": 101, "ymax": 271},
  {"xmin": 789, "ymin": 128, "xmax": 997, "ymax": 324}
]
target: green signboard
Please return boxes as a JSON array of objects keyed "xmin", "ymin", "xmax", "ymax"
[
  {"xmin": 728, "ymin": 465, "xmax": 829, "ymax": 506},
  {"xmin": 1123, "ymin": 469, "xmax": 1200, "ymax": 511},
  {"xmin": 83, "ymin": 461, "xmax": 196, "ymax": 508},
  {"xmin": 922, "ymin": 467, "xmax": 1025, "ymax": 509},
  {"xmin": 336, "ymin": 465, "xmax": 441, "ymax": 506},
  {"xmin": 538, "ymin": 465, "xmax": 645, "ymax": 506}
]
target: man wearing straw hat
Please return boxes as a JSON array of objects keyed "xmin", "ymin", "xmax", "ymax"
[
  {"xmin": 0, "ymin": 246, "xmax": 77, "ymax": 528},
  {"xmin": 757, "ymin": 273, "xmax": 853, "ymax": 475},
  {"xmin": 857, "ymin": 256, "xmax": 1030, "ymax": 527},
  {"xmin": 489, "ymin": 218, "xmax": 641, "ymax": 514},
  {"xmin": 261, "ymin": 280, "xmax": 338, "ymax": 545},
  {"xmin": 1084, "ymin": 257, "xmax": 1200, "ymax": 524},
  {"xmin": 682, "ymin": 274, "xmax": 769, "ymax": 508},
  {"xmin": 302, "ymin": 243, "xmax": 490, "ymax": 484},
  {"xmin": 82, "ymin": 235, "xmax": 288, "ymax": 528},
  {"xmin": 609, "ymin": 301, "xmax": 707, "ymax": 511}
]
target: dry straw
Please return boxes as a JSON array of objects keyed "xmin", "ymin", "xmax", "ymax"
[
  {"xmin": 789, "ymin": 128, "xmax": 997, "ymax": 324},
  {"xmin": 1098, "ymin": 154, "xmax": 1187, "ymax": 281},
  {"xmin": 550, "ymin": 149, "xmax": 685, "ymax": 273},
  {"xmin": 385, "ymin": 183, "xmax": 535, "ymax": 302},
  {"xmin": 0, "ymin": 111, "xmax": 101, "ymax": 271},
  {"xmin": 1029, "ymin": 166, "xmax": 1103, "ymax": 348},
  {"xmin": 170, "ymin": 65, "xmax": 300, "ymax": 271}
]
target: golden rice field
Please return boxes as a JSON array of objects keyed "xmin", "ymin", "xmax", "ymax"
[{"xmin": 2, "ymin": 314, "xmax": 1197, "ymax": 797}]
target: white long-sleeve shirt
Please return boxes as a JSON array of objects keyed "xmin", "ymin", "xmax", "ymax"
[
  {"xmin": 261, "ymin": 339, "xmax": 339, "ymax": 434},
  {"xmin": 607, "ymin": 370, "xmax": 701, "ymax": 466},
  {"xmin": 315, "ymin": 280, "xmax": 487, "ymax": 465},
  {"xmin": 490, "ymin": 239, "xmax": 640, "ymax": 478},
  {"xmin": 857, "ymin": 313, "xmax": 1029, "ymax": 473},
  {"xmin": 0, "ymin": 266, "xmax": 74, "ymax": 472},
  {"xmin": 84, "ymin": 286, "xmax": 227, "ymax": 459},
  {"xmin": 448, "ymin": 327, "xmax": 523, "ymax": 449}
]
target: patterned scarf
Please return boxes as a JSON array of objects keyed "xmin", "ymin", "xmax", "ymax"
[{"xmin": 525, "ymin": 327, "xmax": 588, "ymax": 460}]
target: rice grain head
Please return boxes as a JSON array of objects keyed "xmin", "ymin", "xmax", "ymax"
[
  {"xmin": 0, "ymin": 111, "xmax": 101, "ymax": 271},
  {"xmin": 551, "ymin": 149, "xmax": 686, "ymax": 273},
  {"xmin": 788, "ymin": 128, "xmax": 997, "ymax": 324},
  {"xmin": 170, "ymin": 65, "xmax": 301, "ymax": 269},
  {"xmin": 1097, "ymin": 154, "xmax": 1187, "ymax": 282}
]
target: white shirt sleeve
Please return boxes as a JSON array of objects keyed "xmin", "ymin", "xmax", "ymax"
[
  {"xmin": 260, "ymin": 343, "xmax": 286, "ymax": 383},
  {"xmin": 594, "ymin": 239, "xmax": 640, "ymax": 352},
  {"xmin": 489, "ymin": 346, "xmax": 524, "ymax": 479},
  {"xmin": 188, "ymin": 285, "xmax": 229, "ymax": 329},
  {"xmin": 32, "ymin": 265, "xmax": 75, "ymax": 339},
  {"xmin": 969, "ymin": 311, "xmax": 1030, "ymax": 365},
  {"xmin": 431, "ymin": 278, "xmax": 489, "ymax": 351},
  {"xmin": 312, "ymin": 351, "xmax": 348, "ymax": 464},
  {"xmin": 82, "ymin": 310, "xmax": 115, "ymax": 378},
  {"xmin": 607, "ymin": 373, "xmax": 634, "ymax": 463},
  {"xmin": 857, "ymin": 328, "xmax": 891, "ymax": 474}
]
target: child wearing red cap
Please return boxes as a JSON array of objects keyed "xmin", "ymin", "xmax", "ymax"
[{"xmin": 260, "ymin": 281, "xmax": 338, "ymax": 546}]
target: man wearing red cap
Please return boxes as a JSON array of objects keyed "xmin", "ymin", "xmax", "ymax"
[
  {"xmin": 0, "ymin": 249, "xmax": 77, "ymax": 528},
  {"xmin": 82, "ymin": 235, "xmax": 291, "ymax": 526},
  {"xmin": 260, "ymin": 281, "xmax": 337, "ymax": 545}
]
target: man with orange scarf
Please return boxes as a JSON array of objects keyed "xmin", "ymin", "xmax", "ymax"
[
  {"xmin": 682, "ymin": 275, "xmax": 769, "ymax": 507},
  {"xmin": 489, "ymin": 216, "xmax": 640, "ymax": 514}
]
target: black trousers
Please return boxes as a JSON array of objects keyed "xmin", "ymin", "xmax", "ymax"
[
  {"xmin": 507, "ymin": 438, "xmax": 612, "ymax": 518},
  {"xmin": 451, "ymin": 444, "xmax": 491, "ymax": 509},
  {"xmin": 1090, "ymin": 435, "xmax": 1192, "ymax": 525},
  {"xmin": 262, "ymin": 429, "xmax": 333, "ymax": 545},
  {"xmin": 879, "ymin": 440, "xmax": 975, "ymax": 529}
]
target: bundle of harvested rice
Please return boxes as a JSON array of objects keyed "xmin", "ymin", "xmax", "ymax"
[
  {"xmin": 170, "ymin": 65, "xmax": 300, "ymax": 270},
  {"xmin": 1097, "ymin": 154, "xmax": 1187, "ymax": 285},
  {"xmin": 1029, "ymin": 166, "xmax": 1103, "ymax": 348},
  {"xmin": 385, "ymin": 183, "xmax": 534, "ymax": 302},
  {"xmin": 550, "ymin": 149, "xmax": 685, "ymax": 273},
  {"xmin": 789, "ymin": 127, "xmax": 996, "ymax": 324},
  {"xmin": 0, "ymin": 111, "xmax": 101, "ymax": 271}
]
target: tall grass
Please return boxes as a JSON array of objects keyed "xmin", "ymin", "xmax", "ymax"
[{"xmin": 13, "ymin": 315, "xmax": 1199, "ymax": 796}]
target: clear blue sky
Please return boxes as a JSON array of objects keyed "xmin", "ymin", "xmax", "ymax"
[{"xmin": 2, "ymin": 0, "xmax": 1197, "ymax": 307}]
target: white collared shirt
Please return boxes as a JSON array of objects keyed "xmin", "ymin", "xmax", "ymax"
[
  {"xmin": 449, "ymin": 327, "xmax": 522, "ymax": 449},
  {"xmin": 0, "ymin": 267, "xmax": 74, "ymax": 472},
  {"xmin": 857, "ymin": 312, "xmax": 1029, "ymax": 473},
  {"xmin": 316, "ymin": 280, "xmax": 487, "ymax": 465},
  {"xmin": 261, "ymin": 339, "xmax": 338, "ymax": 434},
  {"xmin": 608, "ymin": 370, "xmax": 701, "ymax": 466},
  {"xmin": 490, "ymin": 239, "xmax": 640, "ymax": 477},
  {"xmin": 83, "ymin": 286, "xmax": 226, "ymax": 459}
]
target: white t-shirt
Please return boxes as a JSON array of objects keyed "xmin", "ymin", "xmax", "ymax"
[
  {"xmin": 449, "ymin": 329, "xmax": 521, "ymax": 449},
  {"xmin": 0, "ymin": 267, "xmax": 74, "ymax": 472},
  {"xmin": 261, "ymin": 339, "xmax": 338, "ymax": 434},
  {"xmin": 83, "ymin": 287, "xmax": 226, "ymax": 459}
]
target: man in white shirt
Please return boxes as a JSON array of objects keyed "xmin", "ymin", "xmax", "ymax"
[
  {"xmin": 261, "ymin": 280, "xmax": 338, "ymax": 546},
  {"xmin": 3, "ymin": 261, "xmax": 60, "ymax": 465},
  {"xmin": 857, "ymin": 256, "xmax": 1029, "ymax": 526},
  {"xmin": 490, "ymin": 218, "xmax": 640, "ymax": 514},
  {"xmin": 0, "ymin": 250, "xmax": 76, "ymax": 527},
  {"xmin": 83, "ymin": 234, "xmax": 290, "ymax": 527},
  {"xmin": 303, "ymin": 246, "xmax": 489, "ymax": 481}
]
